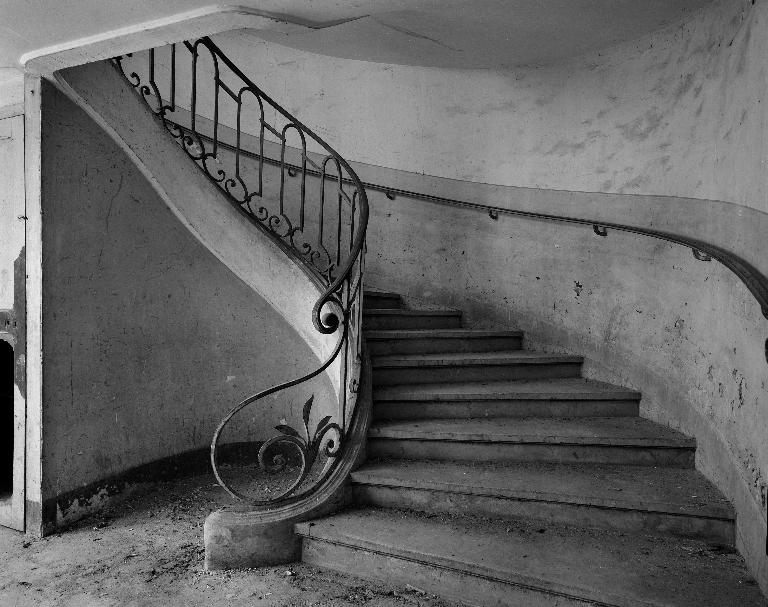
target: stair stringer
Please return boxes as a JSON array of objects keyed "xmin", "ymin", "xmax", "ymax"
[
  {"xmin": 51, "ymin": 59, "xmax": 375, "ymax": 567},
  {"xmin": 51, "ymin": 60, "xmax": 339, "ymax": 373}
]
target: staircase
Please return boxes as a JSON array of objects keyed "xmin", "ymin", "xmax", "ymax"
[
  {"xmin": 295, "ymin": 290, "xmax": 765, "ymax": 606},
  {"xmin": 62, "ymin": 38, "xmax": 765, "ymax": 604}
]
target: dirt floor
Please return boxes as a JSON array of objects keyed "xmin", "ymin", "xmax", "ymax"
[{"xmin": 0, "ymin": 473, "xmax": 457, "ymax": 607}]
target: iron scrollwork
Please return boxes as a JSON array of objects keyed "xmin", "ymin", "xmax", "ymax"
[
  {"xmin": 111, "ymin": 36, "xmax": 368, "ymax": 506},
  {"xmin": 111, "ymin": 38, "xmax": 363, "ymax": 286},
  {"xmin": 214, "ymin": 394, "xmax": 344, "ymax": 504}
]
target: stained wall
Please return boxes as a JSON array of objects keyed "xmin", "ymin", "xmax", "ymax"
[
  {"xmin": 191, "ymin": 0, "xmax": 766, "ymax": 211},
  {"xmin": 28, "ymin": 0, "xmax": 768, "ymax": 587},
  {"xmin": 0, "ymin": 69, "xmax": 27, "ymax": 532},
  {"xmin": 357, "ymin": 177, "xmax": 768, "ymax": 592}
]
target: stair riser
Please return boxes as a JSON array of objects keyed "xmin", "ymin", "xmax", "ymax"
[
  {"xmin": 301, "ymin": 538, "xmax": 599, "ymax": 607},
  {"xmin": 367, "ymin": 439, "xmax": 695, "ymax": 468},
  {"xmin": 367, "ymin": 336, "xmax": 523, "ymax": 356},
  {"xmin": 363, "ymin": 295, "xmax": 401, "ymax": 309},
  {"xmin": 373, "ymin": 399, "xmax": 640, "ymax": 420},
  {"xmin": 364, "ymin": 315, "xmax": 462, "ymax": 330},
  {"xmin": 352, "ymin": 485, "xmax": 735, "ymax": 545},
  {"xmin": 372, "ymin": 363, "xmax": 582, "ymax": 385}
]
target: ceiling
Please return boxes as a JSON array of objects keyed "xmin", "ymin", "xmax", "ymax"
[{"xmin": 1, "ymin": 0, "xmax": 713, "ymax": 71}]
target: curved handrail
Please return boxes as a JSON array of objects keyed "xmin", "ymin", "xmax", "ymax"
[
  {"xmin": 150, "ymin": 114, "xmax": 768, "ymax": 327},
  {"xmin": 110, "ymin": 36, "xmax": 368, "ymax": 506},
  {"xmin": 373, "ymin": 188, "xmax": 768, "ymax": 320}
]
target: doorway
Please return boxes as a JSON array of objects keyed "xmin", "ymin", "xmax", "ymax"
[{"xmin": 0, "ymin": 339, "xmax": 13, "ymax": 497}]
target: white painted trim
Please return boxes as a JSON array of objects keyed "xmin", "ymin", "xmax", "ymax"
[
  {"xmin": 21, "ymin": 4, "xmax": 363, "ymax": 75},
  {"xmin": 23, "ymin": 76, "xmax": 43, "ymax": 535},
  {"xmin": 0, "ymin": 112, "xmax": 26, "ymax": 532}
]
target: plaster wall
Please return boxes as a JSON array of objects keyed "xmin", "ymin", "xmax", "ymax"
[
  {"xmin": 39, "ymin": 83, "xmax": 334, "ymax": 528},
  {"xmin": 0, "ymin": 69, "xmax": 24, "ymax": 314},
  {"xmin": 180, "ymin": 0, "xmax": 767, "ymax": 211},
  {"xmin": 0, "ymin": 115, "xmax": 24, "ymax": 311},
  {"xmin": 0, "ymin": 69, "xmax": 23, "ymax": 117},
  {"xmin": 359, "ymin": 173, "xmax": 768, "ymax": 592}
]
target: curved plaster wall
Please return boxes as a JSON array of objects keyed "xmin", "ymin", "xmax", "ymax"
[
  {"xmin": 39, "ymin": 81, "xmax": 336, "ymax": 528},
  {"xmin": 189, "ymin": 0, "xmax": 766, "ymax": 211}
]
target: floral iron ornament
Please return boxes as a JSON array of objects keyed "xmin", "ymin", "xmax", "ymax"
[
  {"xmin": 212, "ymin": 393, "xmax": 344, "ymax": 505},
  {"xmin": 261, "ymin": 395, "xmax": 344, "ymax": 486}
]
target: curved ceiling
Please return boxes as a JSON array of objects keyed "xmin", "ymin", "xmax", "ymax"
[
  {"xmin": 1, "ymin": 0, "xmax": 713, "ymax": 70},
  {"xmin": 253, "ymin": 0, "xmax": 714, "ymax": 69}
]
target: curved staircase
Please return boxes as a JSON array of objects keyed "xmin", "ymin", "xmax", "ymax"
[
  {"xmin": 54, "ymin": 37, "xmax": 765, "ymax": 604},
  {"xmin": 295, "ymin": 290, "xmax": 765, "ymax": 606}
]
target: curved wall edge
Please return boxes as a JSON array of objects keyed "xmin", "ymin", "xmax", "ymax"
[
  {"xmin": 160, "ymin": 106, "xmax": 768, "ymax": 310},
  {"xmin": 52, "ymin": 61, "xmax": 338, "ymax": 365},
  {"xmin": 186, "ymin": 0, "xmax": 766, "ymax": 211}
]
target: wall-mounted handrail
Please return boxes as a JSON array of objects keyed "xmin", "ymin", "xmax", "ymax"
[
  {"xmin": 161, "ymin": 116, "xmax": 768, "ymax": 327},
  {"xmin": 110, "ymin": 36, "xmax": 368, "ymax": 507}
]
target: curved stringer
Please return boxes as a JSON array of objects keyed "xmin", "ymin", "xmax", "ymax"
[{"xmin": 110, "ymin": 35, "xmax": 370, "ymax": 513}]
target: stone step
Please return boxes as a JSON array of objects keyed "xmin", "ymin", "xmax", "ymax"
[
  {"xmin": 371, "ymin": 351, "xmax": 583, "ymax": 385},
  {"xmin": 366, "ymin": 328, "xmax": 524, "ymax": 355},
  {"xmin": 363, "ymin": 290, "xmax": 402, "ymax": 309},
  {"xmin": 373, "ymin": 378, "xmax": 640, "ymax": 419},
  {"xmin": 296, "ymin": 509, "xmax": 763, "ymax": 607},
  {"xmin": 351, "ymin": 460, "xmax": 734, "ymax": 544},
  {"xmin": 363, "ymin": 308, "xmax": 462, "ymax": 330},
  {"xmin": 368, "ymin": 417, "xmax": 696, "ymax": 467}
]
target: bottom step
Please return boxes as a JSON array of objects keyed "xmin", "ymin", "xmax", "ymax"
[{"xmin": 296, "ymin": 509, "xmax": 763, "ymax": 607}]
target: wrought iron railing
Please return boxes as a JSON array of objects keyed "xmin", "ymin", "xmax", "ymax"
[{"xmin": 111, "ymin": 37, "xmax": 368, "ymax": 505}]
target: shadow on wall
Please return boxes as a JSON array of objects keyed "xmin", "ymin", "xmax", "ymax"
[
  {"xmin": 0, "ymin": 339, "xmax": 12, "ymax": 496},
  {"xmin": 38, "ymin": 80, "xmax": 336, "ymax": 529}
]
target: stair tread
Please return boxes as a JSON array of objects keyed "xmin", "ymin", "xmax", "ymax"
[
  {"xmin": 372, "ymin": 350, "xmax": 582, "ymax": 367},
  {"xmin": 365, "ymin": 328, "xmax": 523, "ymax": 339},
  {"xmin": 364, "ymin": 290, "xmax": 402, "ymax": 299},
  {"xmin": 374, "ymin": 377, "xmax": 640, "ymax": 401},
  {"xmin": 364, "ymin": 308, "xmax": 461, "ymax": 316},
  {"xmin": 296, "ymin": 509, "xmax": 762, "ymax": 607},
  {"xmin": 369, "ymin": 416, "xmax": 695, "ymax": 447},
  {"xmin": 351, "ymin": 459, "xmax": 733, "ymax": 519}
]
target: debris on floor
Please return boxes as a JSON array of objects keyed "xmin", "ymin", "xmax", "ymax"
[{"xmin": 0, "ymin": 473, "xmax": 457, "ymax": 607}]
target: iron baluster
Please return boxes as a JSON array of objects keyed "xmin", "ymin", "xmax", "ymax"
[{"xmin": 109, "ymin": 36, "xmax": 369, "ymax": 506}]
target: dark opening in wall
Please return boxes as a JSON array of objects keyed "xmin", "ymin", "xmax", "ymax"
[{"xmin": 0, "ymin": 340, "xmax": 13, "ymax": 496}]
